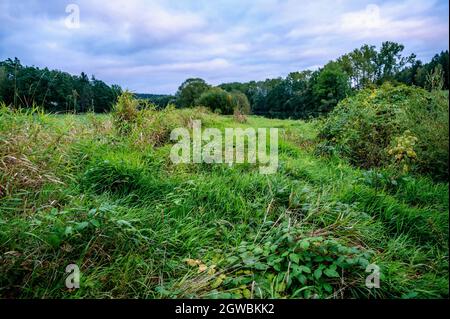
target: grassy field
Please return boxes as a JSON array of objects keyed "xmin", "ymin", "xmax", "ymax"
[{"xmin": 0, "ymin": 105, "xmax": 448, "ymax": 298}]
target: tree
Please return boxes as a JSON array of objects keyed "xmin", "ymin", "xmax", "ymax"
[
  {"xmin": 312, "ymin": 62, "xmax": 351, "ymax": 114},
  {"xmin": 176, "ymin": 78, "xmax": 210, "ymax": 108},
  {"xmin": 0, "ymin": 58, "xmax": 121, "ymax": 112},
  {"xmin": 375, "ymin": 41, "xmax": 415, "ymax": 83},
  {"xmin": 396, "ymin": 51, "xmax": 449, "ymax": 90},
  {"xmin": 282, "ymin": 71, "xmax": 315, "ymax": 118},
  {"xmin": 425, "ymin": 64, "xmax": 445, "ymax": 91},
  {"xmin": 197, "ymin": 87, "xmax": 234, "ymax": 114},
  {"xmin": 395, "ymin": 60, "xmax": 423, "ymax": 86},
  {"xmin": 231, "ymin": 90, "xmax": 251, "ymax": 114},
  {"xmin": 347, "ymin": 45, "xmax": 377, "ymax": 88}
]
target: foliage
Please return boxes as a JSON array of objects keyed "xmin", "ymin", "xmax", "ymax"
[
  {"xmin": 197, "ymin": 87, "xmax": 234, "ymax": 114},
  {"xmin": 425, "ymin": 64, "xmax": 445, "ymax": 91},
  {"xmin": 0, "ymin": 106, "xmax": 448, "ymax": 299},
  {"xmin": 1, "ymin": 44, "xmax": 446, "ymax": 121},
  {"xmin": 387, "ymin": 130, "xmax": 418, "ymax": 173},
  {"xmin": 313, "ymin": 62, "xmax": 352, "ymax": 114},
  {"xmin": 175, "ymin": 78, "xmax": 210, "ymax": 108},
  {"xmin": 0, "ymin": 58, "xmax": 121, "ymax": 113},
  {"xmin": 233, "ymin": 108, "xmax": 247, "ymax": 123},
  {"xmin": 319, "ymin": 83, "xmax": 449, "ymax": 181},
  {"xmin": 135, "ymin": 93, "xmax": 176, "ymax": 109},
  {"xmin": 231, "ymin": 91, "xmax": 251, "ymax": 114},
  {"xmin": 214, "ymin": 222, "xmax": 372, "ymax": 298},
  {"xmin": 396, "ymin": 50, "xmax": 449, "ymax": 90},
  {"xmin": 112, "ymin": 91, "xmax": 140, "ymax": 134}
]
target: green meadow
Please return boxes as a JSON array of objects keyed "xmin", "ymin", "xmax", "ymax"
[{"xmin": 0, "ymin": 98, "xmax": 448, "ymax": 298}]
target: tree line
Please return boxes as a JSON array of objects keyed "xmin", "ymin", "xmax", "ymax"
[
  {"xmin": 0, "ymin": 58, "xmax": 122, "ymax": 113},
  {"xmin": 173, "ymin": 42, "xmax": 448, "ymax": 118},
  {"xmin": 0, "ymin": 42, "xmax": 448, "ymax": 118}
]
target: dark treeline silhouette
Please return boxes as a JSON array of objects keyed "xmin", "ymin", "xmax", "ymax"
[
  {"xmin": 135, "ymin": 93, "xmax": 176, "ymax": 109},
  {"xmin": 0, "ymin": 58, "xmax": 122, "ymax": 113},
  {"xmin": 1, "ymin": 42, "xmax": 448, "ymax": 118},
  {"xmin": 213, "ymin": 44, "xmax": 448, "ymax": 119}
]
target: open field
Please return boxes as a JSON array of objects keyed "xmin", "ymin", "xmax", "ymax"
[{"xmin": 0, "ymin": 105, "xmax": 448, "ymax": 298}]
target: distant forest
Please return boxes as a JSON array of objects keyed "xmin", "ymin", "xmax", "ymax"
[{"xmin": 0, "ymin": 41, "xmax": 448, "ymax": 119}]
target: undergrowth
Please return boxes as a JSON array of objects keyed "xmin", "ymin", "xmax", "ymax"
[{"xmin": 0, "ymin": 102, "xmax": 448, "ymax": 299}]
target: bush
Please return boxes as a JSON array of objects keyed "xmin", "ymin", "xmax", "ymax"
[
  {"xmin": 319, "ymin": 83, "xmax": 449, "ymax": 181},
  {"xmin": 197, "ymin": 88, "xmax": 234, "ymax": 115},
  {"xmin": 231, "ymin": 91, "xmax": 251, "ymax": 114},
  {"xmin": 215, "ymin": 220, "xmax": 372, "ymax": 298},
  {"xmin": 112, "ymin": 91, "xmax": 140, "ymax": 134}
]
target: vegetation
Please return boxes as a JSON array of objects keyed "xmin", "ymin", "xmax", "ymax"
[
  {"xmin": 0, "ymin": 39, "xmax": 448, "ymax": 299},
  {"xmin": 135, "ymin": 94, "xmax": 176, "ymax": 109},
  {"xmin": 319, "ymin": 83, "xmax": 449, "ymax": 181},
  {"xmin": 196, "ymin": 88, "xmax": 251, "ymax": 115},
  {"xmin": 175, "ymin": 78, "xmax": 211, "ymax": 108},
  {"xmin": 2, "ymin": 44, "xmax": 448, "ymax": 120},
  {"xmin": 0, "ymin": 58, "xmax": 122, "ymax": 113},
  {"xmin": 0, "ymin": 88, "xmax": 448, "ymax": 298}
]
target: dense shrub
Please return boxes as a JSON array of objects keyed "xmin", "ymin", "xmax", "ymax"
[
  {"xmin": 112, "ymin": 91, "xmax": 140, "ymax": 134},
  {"xmin": 197, "ymin": 87, "xmax": 234, "ymax": 114},
  {"xmin": 176, "ymin": 78, "xmax": 211, "ymax": 108},
  {"xmin": 212, "ymin": 220, "xmax": 373, "ymax": 298},
  {"xmin": 231, "ymin": 91, "xmax": 251, "ymax": 114},
  {"xmin": 319, "ymin": 83, "xmax": 449, "ymax": 181}
]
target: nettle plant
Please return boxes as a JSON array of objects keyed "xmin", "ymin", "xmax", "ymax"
[{"xmin": 213, "ymin": 221, "xmax": 373, "ymax": 298}]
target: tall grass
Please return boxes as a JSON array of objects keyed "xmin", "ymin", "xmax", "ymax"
[{"xmin": 0, "ymin": 101, "xmax": 448, "ymax": 298}]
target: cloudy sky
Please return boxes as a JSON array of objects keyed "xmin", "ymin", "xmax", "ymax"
[{"xmin": 0, "ymin": 0, "xmax": 448, "ymax": 93}]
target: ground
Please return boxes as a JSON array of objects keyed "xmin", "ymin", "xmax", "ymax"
[{"xmin": 0, "ymin": 107, "xmax": 448, "ymax": 298}]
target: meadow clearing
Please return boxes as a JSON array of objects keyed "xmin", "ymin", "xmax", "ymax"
[{"xmin": 0, "ymin": 89, "xmax": 448, "ymax": 298}]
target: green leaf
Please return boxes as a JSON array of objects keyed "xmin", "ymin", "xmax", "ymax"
[
  {"xmin": 297, "ymin": 274, "xmax": 307, "ymax": 285},
  {"xmin": 289, "ymin": 253, "xmax": 300, "ymax": 264},
  {"xmin": 242, "ymin": 255, "xmax": 257, "ymax": 265},
  {"xmin": 300, "ymin": 265, "xmax": 311, "ymax": 273},
  {"xmin": 300, "ymin": 240, "xmax": 310, "ymax": 250},
  {"xmin": 116, "ymin": 220, "xmax": 132, "ymax": 227},
  {"xmin": 226, "ymin": 256, "xmax": 239, "ymax": 264},
  {"xmin": 324, "ymin": 268, "xmax": 340, "ymax": 278},
  {"xmin": 314, "ymin": 268, "xmax": 322, "ymax": 280},
  {"xmin": 90, "ymin": 219, "xmax": 100, "ymax": 228},
  {"xmin": 323, "ymin": 283, "xmax": 333, "ymax": 293},
  {"xmin": 254, "ymin": 262, "xmax": 268, "ymax": 270},
  {"xmin": 47, "ymin": 234, "xmax": 61, "ymax": 248},
  {"xmin": 253, "ymin": 247, "xmax": 263, "ymax": 255},
  {"xmin": 64, "ymin": 226, "xmax": 73, "ymax": 236},
  {"xmin": 75, "ymin": 221, "xmax": 89, "ymax": 231},
  {"xmin": 87, "ymin": 208, "xmax": 97, "ymax": 217}
]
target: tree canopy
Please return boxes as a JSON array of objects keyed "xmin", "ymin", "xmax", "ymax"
[
  {"xmin": 1, "ymin": 42, "xmax": 447, "ymax": 119},
  {"xmin": 0, "ymin": 58, "xmax": 122, "ymax": 113}
]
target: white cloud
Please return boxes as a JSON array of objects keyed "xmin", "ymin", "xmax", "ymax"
[{"xmin": 0, "ymin": 0, "xmax": 447, "ymax": 93}]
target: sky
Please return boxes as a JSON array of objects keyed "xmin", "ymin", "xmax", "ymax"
[{"xmin": 0, "ymin": 0, "xmax": 448, "ymax": 94}]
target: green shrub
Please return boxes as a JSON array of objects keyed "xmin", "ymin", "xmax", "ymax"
[
  {"xmin": 213, "ymin": 221, "xmax": 373, "ymax": 298},
  {"xmin": 231, "ymin": 91, "xmax": 251, "ymax": 114},
  {"xmin": 112, "ymin": 91, "xmax": 140, "ymax": 134},
  {"xmin": 197, "ymin": 87, "xmax": 234, "ymax": 114},
  {"xmin": 319, "ymin": 83, "xmax": 449, "ymax": 181}
]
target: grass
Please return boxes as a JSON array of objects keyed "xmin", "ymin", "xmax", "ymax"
[{"xmin": 0, "ymin": 104, "xmax": 448, "ymax": 298}]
